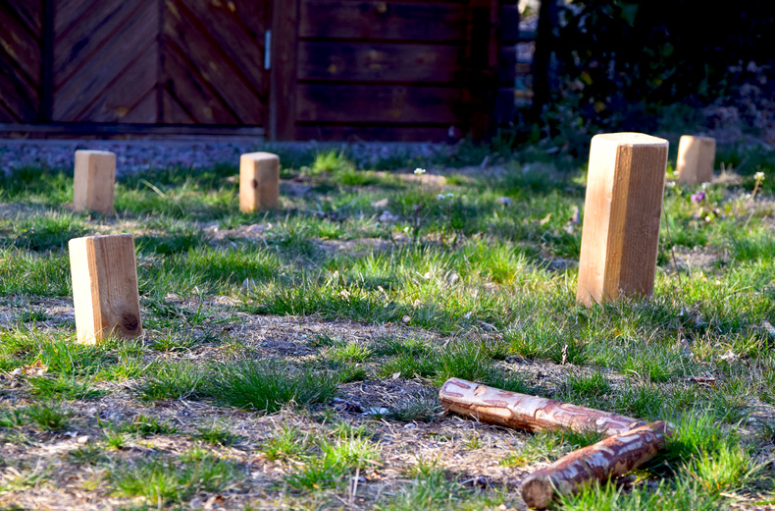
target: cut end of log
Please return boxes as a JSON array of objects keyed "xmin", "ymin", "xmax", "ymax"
[{"xmin": 521, "ymin": 475, "xmax": 560, "ymax": 510}]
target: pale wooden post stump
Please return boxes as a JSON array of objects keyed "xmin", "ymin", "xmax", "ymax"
[
  {"xmin": 677, "ymin": 135, "xmax": 716, "ymax": 185},
  {"xmin": 73, "ymin": 150, "xmax": 116, "ymax": 215},
  {"xmin": 577, "ymin": 133, "xmax": 668, "ymax": 306},
  {"xmin": 69, "ymin": 234, "xmax": 142, "ymax": 344},
  {"xmin": 239, "ymin": 152, "xmax": 280, "ymax": 213}
]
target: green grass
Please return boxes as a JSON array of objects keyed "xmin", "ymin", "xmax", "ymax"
[
  {"xmin": 210, "ymin": 358, "xmax": 339, "ymax": 412},
  {"xmin": 1, "ymin": 146, "xmax": 774, "ymax": 509}
]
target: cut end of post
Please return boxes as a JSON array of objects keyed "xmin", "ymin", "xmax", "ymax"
[
  {"xmin": 240, "ymin": 152, "xmax": 280, "ymax": 213},
  {"xmin": 591, "ymin": 132, "xmax": 669, "ymax": 147},
  {"xmin": 69, "ymin": 234, "xmax": 142, "ymax": 344}
]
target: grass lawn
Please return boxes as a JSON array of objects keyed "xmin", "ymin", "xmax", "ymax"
[{"xmin": 1, "ymin": 145, "xmax": 774, "ymax": 510}]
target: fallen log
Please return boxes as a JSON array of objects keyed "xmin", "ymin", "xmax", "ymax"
[
  {"xmin": 521, "ymin": 421, "xmax": 668, "ymax": 509},
  {"xmin": 439, "ymin": 378, "xmax": 646, "ymax": 436}
]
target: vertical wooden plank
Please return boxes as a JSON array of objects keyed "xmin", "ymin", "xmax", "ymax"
[
  {"xmin": 269, "ymin": 0, "xmax": 298, "ymax": 140},
  {"xmin": 577, "ymin": 133, "xmax": 668, "ymax": 306},
  {"xmin": 40, "ymin": 0, "xmax": 54, "ymax": 121},
  {"xmin": 240, "ymin": 152, "xmax": 280, "ymax": 212},
  {"xmin": 73, "ymin": 150, "xmax": 116, "ymax": 215},
  {"xmin": 677, "ymin": 135, "xmax": 716, "ymax": 185},
  {"xmin": 69, "ymin": 234, "xmax": 142, "ymax": 344}
]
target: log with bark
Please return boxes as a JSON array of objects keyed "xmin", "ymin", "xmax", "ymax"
[
  {"xmin": 439, "ymin": 378, "xmax": 646, "ymax": 436},
  {"xmin": 521, "ymin": 421, "xmax": 669, "ymax": 509}
]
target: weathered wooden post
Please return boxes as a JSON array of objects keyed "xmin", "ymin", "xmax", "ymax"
[
  {"xmin": 577, "ymin": 133, "xmax": 668, "ymax": 306},
  {"xmin": 676, "ymin": 135, "xmax": 716, "ymax": 185},
  {"xmin": 73, "ymin": 150, "xmax": 116, "ymax": 215},
  {"xmin": 69, "ymin": 234, "xmax": 142, "ymax": 344},
  {"xmin": 239, "ymin": 152, "xmax": 280, "ymax": 213}
]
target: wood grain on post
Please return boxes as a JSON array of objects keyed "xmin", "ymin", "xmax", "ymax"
[
  {"xmin": 577, "ymin": 133, "xmax": 668, "ymax": 306},
  {"xmin": 676, "ymin": 135, "xmax": 716, "ymax": 185},
  {"xmin": 73, "ymin": 150, "xmax": 116, "ymax": 215},
  {"xmin": 68, "ymin": 234, "xmax": 142, "ymax": 344},
  {"xmin": 439, "ymin": 378, "xmax": 646, "ymax": 437},
  {"xmin": 521, "ymin": 422, "xmax": 669, "ymax": 509},
  {"xmin": 239, "ymin": 152, "xmax": 280, "ymax": 213}
]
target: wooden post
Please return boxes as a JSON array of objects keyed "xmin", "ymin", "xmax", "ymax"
[
  {"xmin": 439, "ymin": 378, "xmax": 646, "ymax": 436},
  {"xmin": 676, "ymin": 135, "xmax": 716, "ymax": 185},
  {"xmin": 521, "ymin": 422, "xmax": 669, "ymax": 509},
  {"xmin": 73, "ymin": 150, "xmax": 116, "ymax": 215},
  {"xmin": 68, "ymin": 234, "xmax": 142, "ymax": 344},
  {"xmin": 239, "ymin": 152, "xmax": 280, "ymax": 213},
  {"xmin": 577, "ymin": 133, "xmax": 668, "ymax": 306}
]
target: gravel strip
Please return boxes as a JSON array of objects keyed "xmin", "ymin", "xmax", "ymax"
[{"xmin": 0, "ymin": 139, "xmax": 454, "ymax": 176}]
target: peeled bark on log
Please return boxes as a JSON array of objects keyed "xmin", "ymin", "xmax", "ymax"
[
  {"xmin": 521, "ymin": 421, "xmax": 668, "ymax": 509},
  {"xmin": 439, "ymin": 378, "xmax": 646, "ymax": 436}
]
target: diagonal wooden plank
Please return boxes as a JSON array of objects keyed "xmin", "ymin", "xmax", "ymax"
[
  {"xmin": 53, "ymin": 0, "xmax": 157, "ymax": 121},
  {"xmin": 161, "ymin": 88, "xmax": 197, "ymax": 124},
  {"xmin": 0, "ymin": 57, "xmax": 38, "ymax": 121},
  {"xmin": 161, "ymin": 45, "xmax": 239, "ymax": 124},
  {"xmin": 0, "ymin": 6, "xmax": 42, "ymax": 84},
  {"xmin": 168, "ymin": 0, "xmax": 265, "ymax": 95},
  {"xmin": 3, "ymin": 0, "xmax": 42, "ymax": 38},
  {"xmin": 73, "ymin": 41, "xmax": 157, "ymax": 122},
  {"xmin": 121, "ymin": 88, "xmax": 157, "ymax": 123},
  {"xmin": 55, "ymin": 0, "xmax": 100, "ymax": 38},
  {"xmin": 163, "ymin": 2, "xmax": 264, "ymax": 123},
  {"xmin": 54, "ymin": 0, "xmax": 153, "ymax": 88}
]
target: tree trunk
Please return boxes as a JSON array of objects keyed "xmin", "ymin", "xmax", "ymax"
[
  {"xmin": 439, "ymin": 378, "xmax": 646, "ymax": 436},
  {"xmin": 521, "ymin": 421, "xmax": 669, "ymax": 509}
]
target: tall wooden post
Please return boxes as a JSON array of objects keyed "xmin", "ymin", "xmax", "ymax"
[
  {"xmin": 577, "ymin": 133, "xmax": 668, "ymax": 306},
  {"xmin": 676, "ymin": 135, "xmax": 716, "ymax": 185},
  {"xmin": 73, "ymin": 150, "xmax": 116, "ymax": 215},
  {"xmin": 69, "ymin": 234, "xmax": 142, "ymax": 344},
  {"xmin": 239, "ymin": 152, "xmax": 280, "ymax": 213}
]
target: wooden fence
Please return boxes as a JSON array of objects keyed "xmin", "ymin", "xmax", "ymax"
[{"xmin": 0, "ymin": 0, "xmax": 517, "ymax": 141}]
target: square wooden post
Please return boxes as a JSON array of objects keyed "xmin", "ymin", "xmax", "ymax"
[
  {"xmin": 69, "ymin": 234, "xmax": 142, "ymax": 344},
  {"xmin": 577, "ymin": 133, "xmax": 669, "ymax": 306},
  {"xmin": 676, "ymin": 135, "xmax": 716, "ymax": 185},
  {"xmin": 73, "ymin": 150, "xmax": 116, "ymax": 215},
  {"xmin": 239, "ymin": 152, "xmax": 280, "ymax": 213}
]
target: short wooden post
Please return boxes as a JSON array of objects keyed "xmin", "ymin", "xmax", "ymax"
[
  {"xmin": 73, "ymin": 150, "xmax": 116, "ymax": 215},
  {"xmin": 676, "ymin": 135, "xmax": 716, "ymax": 185},
  {"xmin": 69, "ymin": 234, "xmax": 142, "ymax": 344},
  {"xmin": 577, "ymin": 133, "xmax": 668, "ymax": 306},
  {"xmin": 239, "ymin": 152, "xmax": 280, "ymax": 213}
]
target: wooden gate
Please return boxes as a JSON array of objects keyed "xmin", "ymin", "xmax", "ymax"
[{"xmin": 0, "ymin": 0, "xmax": 516, "ymax": 140}]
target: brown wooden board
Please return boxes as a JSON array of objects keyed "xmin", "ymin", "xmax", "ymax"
[
  {"xmin": 298, "ymin": 41, "xmax": 464, "ymax": 83},
  {"xmin": 161, "ymin": 0, "xmax": 268, "ymax": 126},
  {"xmin": 167, "ymin": 0, "xmax": 266, "ymax": 95},
  {"xmin": 270, "ymin": 0, "xmax": 299, "ymax": 139},
  {"xmin": 53, "ymin": 0, "xmax": 151, "ymax": 87},
  {"xmin": 0, "ymin": 0, "xmax": 42, "ymax": 122},
  {"xmin": 74, "ymin": 42, "xmax": 158, "ymax": 123},
  {"xmin": 52, "ymin": 0, "xmax": 158, "ymax": 122},
  {"xmin": 299, "ymin": 0, "xmax": 468, "ymax": 42},
  {"xmin": 297, "ymin": 84, "xmax": 461, "ymax": 124},
  {"xmin": 295, "ymin": 124, "xmax": 450, "ymax": 141},
  {"xmin": 161, "ymin": 47, "xmax": 240, "ymax": 125},
  {"xmin": 0, "ymin": 5, "xmax": 42, "ymax": 83}
]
